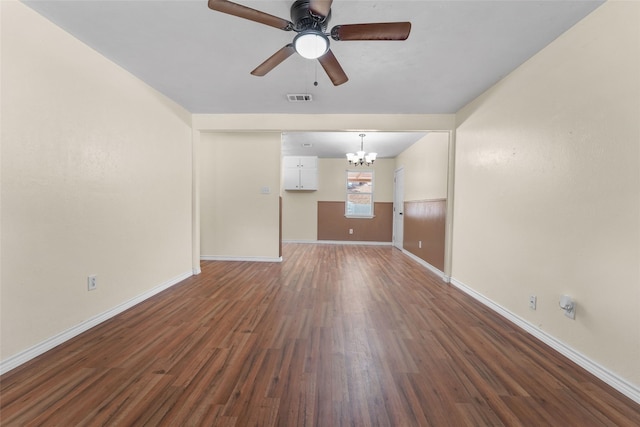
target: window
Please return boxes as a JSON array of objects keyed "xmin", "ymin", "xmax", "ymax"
[{"xmin": 346, "ymin": 170, "xmax": 374, "ymax": 217}]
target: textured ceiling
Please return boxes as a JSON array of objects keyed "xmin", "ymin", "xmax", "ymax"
[
  {"xmin": 24, "ymin": 0, "xmax": 604, "ymax": 115},
  {"xmin": 282, "ymin": 131, "xmax": 428, "ymax": 158},
  {"xmin": 22, "ymin": 1, "xmax": 603, "ymax": 157}
]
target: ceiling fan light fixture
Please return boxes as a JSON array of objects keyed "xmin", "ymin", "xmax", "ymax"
[
  {"xmin": 294, "ymin": 31, "xmax": 329, "ymax": 59},
  {"xmin": 208, "ymin": 1, "xmax": 412, "ymax": 85}
]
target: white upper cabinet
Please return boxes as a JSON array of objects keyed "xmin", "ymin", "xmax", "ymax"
[
  {"xmin": 283, "ymin": 156, "xmax": 317, "ymax": 169},
  {"xmin": 283, "ymin": 156, "xmax": 318, "ymax": 190}
]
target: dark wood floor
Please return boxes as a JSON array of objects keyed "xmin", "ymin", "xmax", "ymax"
[{"xmin": 1, "ymin": 244, "xmax": 639, "ymax": 426}]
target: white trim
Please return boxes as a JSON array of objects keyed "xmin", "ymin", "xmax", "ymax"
[
  {"xmin": 320, "ymin": 240, "xmax": 391, "ymax": 246},
  {"xmin": 345, "ymin": 169, "xmax": 375, "ymax": 217},
  {"xmin": 392, "ymin": 166, "xmax": 405, "ymax": 251},
  {"xmin": 444, "ymin": 130, "xmax": 456, "ymax": 279},
  {"xmin": 449, "ymin": 277, "xmax": 640, "ymax": 405},
  {"xmin": 200, "ymin": 255, "xmax": 283, "ymax": 263},
  {"xmin": 192, "ymin": 129, "xmax": 201, "ymax": 278},
  {"xmin": 401, "ymin": 249, "xmax": 448, "ymax": 282},
  {"xmin": 0, "ymin": 270, "xmax": 193, "ymax": 375},
  {"xmin": 283, "ymin": 240, "xmax": 392, "ymax": 246},
  {"xmin": 193, "ymin": 267, "xmax": 202, "ymax": 275}
]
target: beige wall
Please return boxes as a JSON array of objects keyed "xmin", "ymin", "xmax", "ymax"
[
  {"xmin": 395, "ymin": 132, "xmax": 450, "ymax": 200},
  {"xmin": 453, "ymin": 0, "xmax": 639, "ymax": 388},
  {"xmin": 282, "ymin": 158, "xmax": 395, "ymax": 241},
  {"xmin": 200, "ymin": 132, "xmax": 281, "ymax": 259},
  {"xmin": 192, "ymin": 115, "xmax": 456, "ymax": 244},
  {"xmin": 1, "ymin": 2, "xmax": 193, "ymax": 361},
  {"xmin": 317, "ymin": 158, "xmax": 395, "ymax": 202},
  {"xmin": 6, "ymin": 0, "xmax": 635, "ymax": 399}
]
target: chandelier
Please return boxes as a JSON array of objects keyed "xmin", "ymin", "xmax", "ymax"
[{"xmin": 346, "ymin": 134, "xmax": 377, "ymax": 166}]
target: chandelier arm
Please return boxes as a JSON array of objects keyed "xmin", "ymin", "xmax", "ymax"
[{"xmin": 347, "ymin": 133, "xmax": 375, "ymax": 167}]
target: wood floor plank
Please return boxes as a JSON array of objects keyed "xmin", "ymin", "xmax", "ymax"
[{"xmin": 1, "ymin": 243, "xmax": 639, "ymax": 426}]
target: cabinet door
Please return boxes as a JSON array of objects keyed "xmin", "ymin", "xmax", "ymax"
[
  {"xmin": 298, "ymin": 156, "xmax": 318, "ymax": 168},
  {"xmin": 282, "ymin": 156, "xmax": 300, "ymax": 169},
  {"xmin": 283, "ymin": 168, "xmax": 301, "ymax": 190},
  {"xmin": 299, "ymin": 168, "xmax": 318, "ymax": 190}
]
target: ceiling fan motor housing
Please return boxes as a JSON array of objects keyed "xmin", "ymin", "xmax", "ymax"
[{"xmin": 291, "ymin": 0, "xmax": 331, "ymax": 32}]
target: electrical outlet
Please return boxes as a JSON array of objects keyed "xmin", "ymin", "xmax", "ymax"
[
  {"xmin": 529, "ymin": 295, "xmax": 537, "ymax": 310},
  {"xmin": 418, "ymin": 240, "xmax": 422, "ymax": 249},
  {"xmin": 349, "ymin": 229, "xmax": 353, "ymax": 235},
  {"xmin": 88, "ymin": 275, "xmax": 97, "ymax": 291}
]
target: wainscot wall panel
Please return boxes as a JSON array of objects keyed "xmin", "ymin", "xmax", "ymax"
[
  {"xmin": 317, "ymin": 201, "xmax": 393, "ymax": 242},
  {"xmin": 403, "ymin": 199, "xmax": 446, "ymax": 271}
]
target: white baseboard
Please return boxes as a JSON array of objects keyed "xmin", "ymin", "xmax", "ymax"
[
  {"xmin": 0, "ymin": 270, "xmax": 193, "ymax": 376},
  {"xmin": 282, "ymin": 240, "xmax": 392, "ymax": 246},
  {"xmin": 200, "ymin": 255, "xmax": 283, "ymax": 263},
  {"xmin": 401, "ymin": 249, "xmax": 448, "ymax": 281},
  {"xmin": 449, "ymin": 277, "xmax": 640, "ymax": 405}
]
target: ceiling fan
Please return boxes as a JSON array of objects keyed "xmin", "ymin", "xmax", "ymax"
[{"xmin": 208, "ymin": 0, "xmax": 411, "ymax": 86}]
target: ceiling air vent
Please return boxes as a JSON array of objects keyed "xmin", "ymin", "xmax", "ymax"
[{"xmin": 287, "ymin": 93, "xmax": 313, "ymax": 102}]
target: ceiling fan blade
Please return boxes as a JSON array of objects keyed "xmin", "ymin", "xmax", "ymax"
[
  {"xmin": 251, "ymin": 44, "xmax": 296, "ymax": 76},
  {"xmin": 208, "ymin": 0, "xmax": 293, "ymax": 31},
  {"xmin": 331, "ymin": 22, "xmax": 412, "ymax": 41},
  {"xmin": 318, "ymin": 49, "xmax": 348, "ymax": 86},
  {"xmin": 309, "ymin": 0, "xmax": 333, "ymax": 18}
]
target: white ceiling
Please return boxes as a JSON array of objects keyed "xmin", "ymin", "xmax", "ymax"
[
  {"xmin": 22, "ymin": 0, "xmax": 603, "ymax": 158},
  {"xmin": 282, "ymin": 131, "xmax": 428, "ymax": 158}
]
